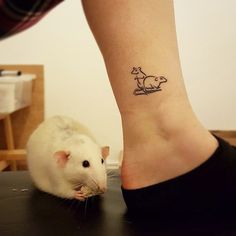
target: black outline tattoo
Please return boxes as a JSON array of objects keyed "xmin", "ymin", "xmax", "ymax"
[{"xmin": 131, "ymin": 67, "xmax": 167, "ymax": 96}]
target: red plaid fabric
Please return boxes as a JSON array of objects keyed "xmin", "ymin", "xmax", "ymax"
[{"xmin": 0, "ymin": 0, "xmax": 64, "ymax": 40}]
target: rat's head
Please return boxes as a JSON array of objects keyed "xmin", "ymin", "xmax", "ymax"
[
  {"xmin": 156, "ymin": 76, "xmax": 167, "ymax": 84},
  {"xmin": 131, "ymin": 67, "xmax": 142, "ymax": 75},
  {"xmin": 53, "ymin": 135, "xmax": 109, "ymax": 197}
]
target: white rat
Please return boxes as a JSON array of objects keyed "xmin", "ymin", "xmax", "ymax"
[{"xmin": 26, "ymin": 116, "xmax": 109, "ymax": 201}]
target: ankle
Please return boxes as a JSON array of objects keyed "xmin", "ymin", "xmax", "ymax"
[
  {"xmin": 121, "ymin": 100, "xmax": 199, "ymax": 146},
  {"xmin": 122, "ymin": 113, "xmax": 218, "ymax": 166},
  {"xmin": 120, "ymin": 108, "xmax": 219, "ymax": 189},
  {"xmin": 121, "ymin": 133, "xmax": 218, "ymax": 189}
]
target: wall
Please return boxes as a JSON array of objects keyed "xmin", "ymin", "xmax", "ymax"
[
  {"xmin": 174, "ymin": 0, "xmax": 236, "ymax": 129},
  {"xmin": 0, "ymin": 0, "xmax": 236, "ymax": 165}
]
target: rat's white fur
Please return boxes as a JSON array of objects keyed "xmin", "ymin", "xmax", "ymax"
[{"xmin": 27, "ymin": 116, "xmax": 107, "ymax": 199}]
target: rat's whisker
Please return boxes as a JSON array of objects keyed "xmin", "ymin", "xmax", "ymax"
[
  {"xmin": 107, "ymin": 174, "xmax": 118, "ymax": 179},
  {"xmin": 107, "ymin": 176, "xmax": 117, "ymax": 180},
  {"xmin": 75, "ymin": 199, "xmax": 82, "ymax": 208},
  {"xmin": 68, "ymin": 199, "xmax": 77, "ymax": 212},
  {"xmin": 107, "ymin": 170, "xmax": 117, "ymax": 176},
  {"xmin": 70, "ymin": 178, "xmax": 83, "ymax": 184},
  {"xmin": 57, "ymin": 197, "xmax": 67, "ymax": 207},
  {"xmin": 106, "ymin": 170, "xmax": 114, "ymax": 175},
  {"xmin": 84, "ymin": 198, "xmax": 89, "ymax": 218},
  {"xmin": 58, "ymin": 197, "xmax": 72, "ymax": 208},
  {"xmin": 107, "ymin": 172, "xmax": 117, "ymax": 177},
  {"xmin": 73, "ymin": 183, "xmax": 83, "ymax": 190},
  {"xmin": 27, "ymin": 116, "xmax": 108, "ymax": 201},
  {"xmin": 87, "ymin": 174, "xmax": 100, "ymax": 190}
]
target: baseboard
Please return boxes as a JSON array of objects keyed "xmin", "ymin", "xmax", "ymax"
[
  {"xmin": 211, "ymin": 130, "xmax": 236, "ymax": 146},
  {"xmin": 106, "ymin": 161, "xmax": 119, "ymax": 169}
]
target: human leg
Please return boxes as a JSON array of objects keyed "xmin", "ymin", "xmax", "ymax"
[{"xmin": 82, "ymin": 0, "xmax": 218, "ymax": 190}]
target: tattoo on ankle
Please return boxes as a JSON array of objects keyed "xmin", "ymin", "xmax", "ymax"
[{"xmin": 131, "ymin": 67, "xmax": 167, "ymax": 96}]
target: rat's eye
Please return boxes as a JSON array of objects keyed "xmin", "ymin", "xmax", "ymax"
[
  {"xmin": 82, "ymin": 160, "xmax": 90, "ymax": 168},
  {"xmin": 101, "ymin": 158, "xmax": 104, "ymax": 164}
]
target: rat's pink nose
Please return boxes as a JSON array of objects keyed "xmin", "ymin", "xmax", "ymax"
[{"xmin": 99, "ymin": 187, "xmax": 106, "ymax": 193}]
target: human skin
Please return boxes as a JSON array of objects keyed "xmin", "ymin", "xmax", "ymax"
[{"xmin": 82, "ymin": 0, "xmax": 218, "ymax": 189}]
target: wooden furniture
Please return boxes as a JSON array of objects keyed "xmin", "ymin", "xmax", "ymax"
[
  {"xmin": 0, "ymin": 114, "xmax": 21, "ymax": 171},
  {"xmin": 211, "ymin": 130, "xmax": 236, "ymax": 146},
  {"xmin": 0, "ymin": 65, "xmax": 44, "ymax": 171}
]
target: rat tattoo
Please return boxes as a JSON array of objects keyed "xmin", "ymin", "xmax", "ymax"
[{"xmin": 131, "ymin": 67, "xmax": 167, "ymax": 96}]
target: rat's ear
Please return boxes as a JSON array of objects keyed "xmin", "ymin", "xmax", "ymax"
[
  {"xmin": 53, "ymin": 150, "xmax": 71, "ymax": 168},
  {"xmin": 101, "ymin": 146, "xmax": 110, "ymax": 160}
]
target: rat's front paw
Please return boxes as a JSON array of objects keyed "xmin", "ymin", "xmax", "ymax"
[{"xmin": 74, "ymin": 190, "xmax": 86, "ymax": 201}]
